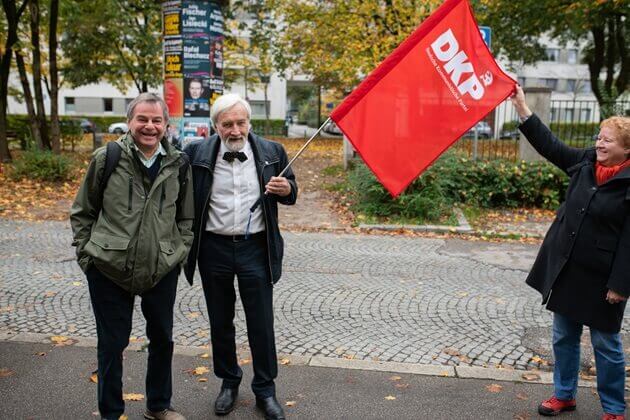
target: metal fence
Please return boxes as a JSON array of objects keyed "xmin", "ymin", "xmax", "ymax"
[{"xmin": 452, "ymin": 99, "xmax": 630, "ymax": 161}]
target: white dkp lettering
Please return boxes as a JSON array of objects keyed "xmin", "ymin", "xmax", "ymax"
[{"xmin": 430, "ymin": 29, "xmax": 485, "ymax": 100}]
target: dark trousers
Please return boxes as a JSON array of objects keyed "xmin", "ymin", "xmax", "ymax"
[
  {"xmin": 87, "ymin": 266, "xmax": 179, "ymax": 419},
  {"xmin": 198, "ymin": 232, "xmax": 277, "ymax": 398}
]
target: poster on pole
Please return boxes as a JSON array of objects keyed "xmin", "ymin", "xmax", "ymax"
[
  {"xmin": 184, "ymin": 77, "xmax": 211, "ymax": 117},
  {"xmin": 183, "ymin": 36, "xmax": 211, "ymax": 77},
  {"xmin": 164, "ymin": 38, "xmax": 183, "ymax": 79},
  {"xmin": 182, "ymin": 118, "xmax": 211, "ymax": 148},
  {"xmin": 164, "ymin": 78, "xmax": 184, "ymax": 118}
]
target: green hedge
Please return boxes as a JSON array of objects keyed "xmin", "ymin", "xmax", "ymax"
[
  {"xmin": 347, "ymin": 153, "xmax": 569, "ymax": 222},
  {"xmin": 250, "ymin": 119, "xmax": 287, "ymax": 136},
  {"xmin": 9, "ymin": 149, "xmax": 73, "ymax": 181}
]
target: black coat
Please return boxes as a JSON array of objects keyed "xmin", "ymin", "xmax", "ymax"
[
  {"xmin": 520, "ymin": 114, "xmax": 630, "ymax": 333},
  {"xmin": 183, "ymin": 132, "xmax": 298, "ymax": 284}
]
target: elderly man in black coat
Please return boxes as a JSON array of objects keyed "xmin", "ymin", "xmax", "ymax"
[
  {"xmin": 184, "ymin": 93, "xmax": 297, "ymax": 420},
  {"xmin": 512, "ymin": 86, "xmax": 630, "ymax": 420}
]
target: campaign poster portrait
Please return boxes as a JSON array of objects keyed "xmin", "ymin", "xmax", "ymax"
[
  {"xmin": 182, "ymin": 118, "xmax": 211, "ymax": 148},
  {"xmin": 184, "ymin": 77, "xmax": 211, "ymax": 117},
  {"xmin": 209, "ymin": 37, "xmax": 223, "ymax": 78},
  {"xmin": 164, "ymin": 78, "xmax": 184, "ymax": 118},
  {"xmin": 183, "ymin": 36, "xmax": 210, "ymax": 77},
  {"xmin": 162, "ymin": 0, "xmax": 181, "ymax": 39},
  {"xmin": 164, "ymin": 38, "xmax": 183, "ymax": 79}
]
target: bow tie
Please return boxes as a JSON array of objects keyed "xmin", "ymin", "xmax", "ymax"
[{"xmin": 222, "ymin": 151, "xmax": 247, "ymax": 163}]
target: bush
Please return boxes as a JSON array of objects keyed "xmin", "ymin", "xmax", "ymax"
[
  {"xmin": 9, "ymin": 150, "xmax": 73, "ymax": 182},
  {"xmin": 346, "ymin": 153, "xmax": 569, "ymax": 222}
]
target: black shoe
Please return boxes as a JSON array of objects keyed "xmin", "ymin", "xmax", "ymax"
[
  {"xmin": 214, "ymin": 387, "xmax": 238, "ymax": 415},
  {"xmin": 255, "ymin": 396, "xmax": 285, "ymax": 420}
]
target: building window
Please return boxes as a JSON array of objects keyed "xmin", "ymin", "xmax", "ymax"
[
  {"xmin": 567, "ymin": 49, "xmax": 578, "ymax": 64},
  {"xmin": 104, "ymin": 98, "xmax": 113, "ymax": 112},
  {"xmin": 566, "ymin": 79, "xmax": 576, "ymax": 92},
  {"xmin": 545, "ymin": 48, "xmax": 560, "ymax": 62},
  {"xmin": 543, "ymin": 78, "xmax": 558, "ymax": 90},
  {"xmin": 65, "ymin": 97, "xmax": 75, "ymax": 113},
  {"xmin": 564, "ymin": 108, "xmax": 574, "ymax": 122},
  {"xmin": 580, "ymin": 82, "xmax": 592, "ymax": 93},
  {"xmin": 250, "ymin": 100, "xmax": 269, "ymax": 118}
]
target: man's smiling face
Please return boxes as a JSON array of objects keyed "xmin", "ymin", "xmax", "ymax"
[{"xmin": 128, "ymin": 102, "xmax": 166, "ymax": 155}]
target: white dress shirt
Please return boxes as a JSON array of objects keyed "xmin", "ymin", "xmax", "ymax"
[
  {"xmin": 131, "ymin": 142, "xmax": 167, "ymax": 168},
  {"xmin": 206, "ymin": 141, "xmax": 265, "ymax": 235}
]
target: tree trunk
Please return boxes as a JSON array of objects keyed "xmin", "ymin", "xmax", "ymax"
[
  {"xmin": 0, "ymin": 0, "xmax": 29, "ymax": 162},
  {"xmin": 49, "ymin": 0, "xmax": 60, "ymax": 153},
  {"xmin": 29, "ymin": 0, "xmax": 51, "ymax": 150},
  {"xmin": 15, "ymin": 50, "xmax": 42, "ymax": 150}
]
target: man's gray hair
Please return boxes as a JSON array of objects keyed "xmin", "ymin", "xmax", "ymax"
[
  {"xmin": 126, "ymin": 93, "xmax": 169, "ymax": 122},
  {"xmin": 210, "ymin": 93, "xmax": 251, "ymax": 127}
]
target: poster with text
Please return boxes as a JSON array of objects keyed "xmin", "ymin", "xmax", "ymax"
[
  {"xmin": 183, "ymin": 36, "xmax": 210, "ymax": 77},
  {"xmin": 163, "ymin": 1, "xmax": 181, "ymax": 38},
  {"xmin": 182, "ymin": 118, "xmax": 211, "ymax": 148},
  {"xmin": 164, "ymin": 38, "xmax": 183, "ymax": 79}
]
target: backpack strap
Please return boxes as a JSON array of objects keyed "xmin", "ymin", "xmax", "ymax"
[{"xmin": 98, "ymin": 141, "xmax": 122, "ymax": 209}]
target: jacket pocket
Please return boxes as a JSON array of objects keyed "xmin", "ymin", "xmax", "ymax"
[
  {"xmin": 156, "ymin": 240, "xmax": 179, "ymax": 278},
  {"xmin": 84, "ymin": 232, "xmax": 131, "ymax": 273}
]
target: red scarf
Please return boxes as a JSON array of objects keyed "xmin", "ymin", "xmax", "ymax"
[{"xmin": 595, "ymin": 159, "xmax": 630, "ymax": 185}]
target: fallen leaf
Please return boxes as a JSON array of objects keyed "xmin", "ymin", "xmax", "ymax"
[
  {"xmin": 516, "ymin": 392, "xmax": 529, "ymax": 401},
  {"xmin": 439, "ymin": 371, "xmax": 450, "ymax": 377},
  {"xmin": 119, "ymin": 416, "xmax": 129, "ymax": 420},
  {"xmin": 187, "ymin": 312, "xmax": 200, "ymax": 320},
  {"xmin": 388, "ymin": 375, "xmax": 402, "ymax": 381},
  {"xmin": 285, "ymin": 401, "xmax": 296, "ymax": 407},
  {"xmin": 521, "ymin": 373, "xmax": 540, "ymax": 381},
  {"xmin": 50, "ymin": 335, "xmax": 69, "ymax": 344},
  {"xmin": 240, "ymin": 358, "xmax": 251, "ymax": 365},
  {"xmin": 192, "ymin": 366, "xmax": 209, "ymax": 375},
  {"xmin": 0, "ymin": 368, "xmax": 15, "ymax": 377},
  {"xmin": 198, "ymin": 378, "xmax": 208, "ymax": 383},
  {"xmin": 72, "ymin": 281, "xmax": 82, "ymax": 286},
  {"xmin": 486, "ymin": 384, "xmax": 503, "ymax": 393},
  {"xmin": 280, "ymin": 358, "xmax": 290, "ymax": 365},
  {"xmin": 122, "ymin": 393, "xmax": 144, "ymax": 401},
  {"xmin": 44, "ymin": 291, "xmax": 57, "ymax": 297},
  {"xmin": 395, "ymin": 383, "xmax": 410, "ymax": 389},
  {"xmin": 196, "ymin": 330, "xmax": 209, "ymax": 338},
  {"xmin": 384, "ymin": 395, "xmax": 396, "ymax": 401},
  {"xmin": 199, "ymin": 353, "xmax": 210, "ymax": 359}
]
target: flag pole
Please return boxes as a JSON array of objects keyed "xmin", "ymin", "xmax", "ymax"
[{"xmin": 277, "ymin": 117, "xmax": 331, "ymax": 177}]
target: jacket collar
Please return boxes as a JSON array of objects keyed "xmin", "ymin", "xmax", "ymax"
[
  {"xmin": 190, "ymin": 131, "xmax": 278, "ymax": 168},
  {"xmin": 120, "ymin": 133, "xmax": 179, "ymax": 165}
]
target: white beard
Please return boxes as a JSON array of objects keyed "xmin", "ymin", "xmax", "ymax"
[{"xmin": 222, "ymin": 137, "xmax": 246, "ymax": 152}]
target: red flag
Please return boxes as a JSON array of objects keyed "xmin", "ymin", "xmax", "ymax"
[{"xmin": 330, "ymin": 0, "xmax": 516, "ymax": 197}]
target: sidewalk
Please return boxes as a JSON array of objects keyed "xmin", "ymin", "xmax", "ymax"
[{"xmin": 0, "ymin": 338, "xmax": 603, "ymax": 420}]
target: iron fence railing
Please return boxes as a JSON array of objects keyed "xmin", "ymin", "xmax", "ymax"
[{"xmin": 452, "ymin": 99, "xmax": 630, "ymax": 161}]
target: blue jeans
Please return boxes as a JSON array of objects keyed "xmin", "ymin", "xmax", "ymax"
[{"xmin": 552, "ymin": 313, "xmax": 626, "ymax": 415}]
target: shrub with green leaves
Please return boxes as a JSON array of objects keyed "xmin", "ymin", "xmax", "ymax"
[
  {"xmin": 347, "ymin": 153, "xmax": 569, "ymax": 222},
  {"xmin": 10, "ymin": 150, "xmax": 73, "ymax": 182}
]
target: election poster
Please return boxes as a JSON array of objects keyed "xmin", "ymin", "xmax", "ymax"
[
  {"xmin": 164, "ymin": 38, "xmax": 183, "ymax": 79},
  {"xmin": 183, "ymin": 36, "xmax": 211, "ymax": 77},
  {"xmin": 182, "ymin": 118, "xmax": 211, "ymax": 148},
  {"xmin": 184, "ymin": 77, "xmax": 211, "ymax": 117}
]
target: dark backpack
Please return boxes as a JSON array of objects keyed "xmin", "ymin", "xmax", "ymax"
[{"xmin": 98, "ymin": 141, "xmax": 189, "ymax": 208}]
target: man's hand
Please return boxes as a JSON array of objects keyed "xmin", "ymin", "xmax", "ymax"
[
  {"xmin": 606, "ymin": 289, "xmax": 627, "ymax": 304},
  {"xmin": 265, "ymin": 176, "xmax": 291, "ymax": 197}
]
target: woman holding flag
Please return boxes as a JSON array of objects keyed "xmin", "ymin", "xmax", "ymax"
[{"xmin": 511, "ymin": 85, "xmax": 630, "ymax": 420}]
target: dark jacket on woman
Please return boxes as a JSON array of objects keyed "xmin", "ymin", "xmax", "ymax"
[
  {"xmin": 183, "ymin": 132, "xmax": 298, "ymax": 284},
  {"xmin": 520, "ymin": 114, "xmax": 630, "ymax": 333}
]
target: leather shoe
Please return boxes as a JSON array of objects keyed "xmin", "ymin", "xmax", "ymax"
[
  {"xmin": 214, "ymin": 388, "xmax": 238, "ymax": 415},
  {"xmin": 256, "ymin": 396, "xmax": 285, "ymax": 420}
]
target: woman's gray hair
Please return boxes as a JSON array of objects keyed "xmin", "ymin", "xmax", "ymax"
[
  {"xmin": 126, "ymin": 93, "xmax": 169, "ymax": 122},
  {"xmin": 210, "ymin": 93, "xmax": 251, "ymax": 127}
]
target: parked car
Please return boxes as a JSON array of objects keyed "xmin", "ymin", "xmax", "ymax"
[
  {"xmin": 80, "ymin": 118, "xmax": 96, "ymax": 133},
  {"xmin": 499, "ymin": 129, "xmax": 520, "ymax": 140},
  {"xmin": 108, "ymin": 122, "xmax": 128, "ymax": 135},
  {"xmin": 463, "ymin": 121, "xmax": 492, "ymax": 138},
  {"xmin": 323, "ymin": 120, "xmax": 342, "ymax": 135}
]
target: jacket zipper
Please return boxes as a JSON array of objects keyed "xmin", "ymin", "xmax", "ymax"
[
  {"xmin": 260, "ymin": 159, "xmax": 278, "ymax": 286},
  {"xmin": 128, "ymin": 176, "xmax": 133, "ymax": 212},
  {"xmin": 159, "ymin": 183, "xmax": 165, "ymax": 215}
]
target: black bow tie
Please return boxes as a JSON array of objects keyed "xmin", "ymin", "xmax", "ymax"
[{"xmin": 222, "ymin": 151, "xmax": 247, "ymax": 163}]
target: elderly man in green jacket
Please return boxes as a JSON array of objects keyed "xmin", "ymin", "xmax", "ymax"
[{"xmin": 70, "ymin": 93, "xmax": 194, "ymax": 420}]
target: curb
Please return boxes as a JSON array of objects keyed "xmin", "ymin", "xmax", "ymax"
[
  {"xmin": 0, "ymin": 330, "xmax": 598, "ymax": 389},
  {"xmin": 358, "ymin": 208, "xmax": 473, "ymax": 234}
]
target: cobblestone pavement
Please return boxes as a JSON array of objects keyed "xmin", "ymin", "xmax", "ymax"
[{"xmin": 2, "ymin": 219, "xmax": 628, "ymax": 372}]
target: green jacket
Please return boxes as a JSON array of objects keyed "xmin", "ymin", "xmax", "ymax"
[{"xmin": 70, "ymin": 134, "xmax": 194, "ymax": 294}]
